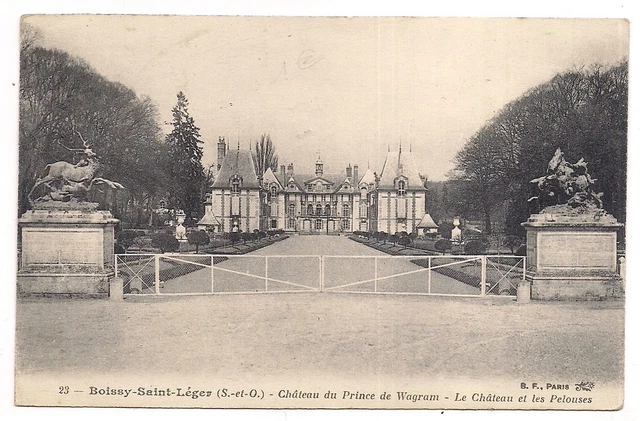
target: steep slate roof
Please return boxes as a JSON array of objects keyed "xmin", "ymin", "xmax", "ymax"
[
  {"xmin": 212, "ymin": 149, "xmax": 260, "ymax": 189},
  {"xmin": 416, "ymin": 213, "xmax": 439, "ymax": 229},
  {"xmin": 378, "ymin": 148, "xmax": 425, "ymax": 190},
  {"xmin": 197, "ymin": 209, "xmax": 221, "ymax": 227},
  {"xmin": 262, "ymin": 167, "xmax": 283, "ymax": 189},
  {"xmin": 358, "ymin": 167, "xmax": 376, "ymax": 186}
]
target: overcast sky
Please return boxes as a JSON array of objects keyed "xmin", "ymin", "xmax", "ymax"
[{"xmin": 24, "ymin": 16, "xmax": 628, "ymax": 180}]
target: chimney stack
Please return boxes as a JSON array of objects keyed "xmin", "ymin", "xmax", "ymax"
[
  {"xmin": 346, "ymin": 164, "xmax": 352, "ymax": 179},
  {"xmin": 353, "ymin": 165, "xmax": 359, "ymax": 184},
  {"xmin": 287, "ymin": 163, "xmax": 294, "ymax": 176},
  {"xmin": 280, "ymin": 165, "xmax": 286, "ymax": 181},
  {"xmin": 217, "ymin": 136, "xmax": 226, "ymax": 170}
]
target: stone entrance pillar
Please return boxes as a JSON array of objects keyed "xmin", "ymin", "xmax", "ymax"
[
  {"xmin": 522, "ymin": 213, "xmax": 623, "ymax": 300},
  {"xmin": 18, "ymin": 204, "xmax": 119, "ymax": 297}
]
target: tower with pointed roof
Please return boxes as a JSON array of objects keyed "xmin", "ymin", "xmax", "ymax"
[
  {"xmin": 210, "ymin": 142, "xmax": 262, "ymax": 233},
  {"xmin": 372, "ymin": 144, "xmax": 428, "ymax": 234}
]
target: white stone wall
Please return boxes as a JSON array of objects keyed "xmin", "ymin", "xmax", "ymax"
[
  {"xmin": 374, "ymin": 190, "xmax": 425, "ymax": 234},
  {"xmin": 212, "ymin": 189, "xmax": 261, "ymax": 232}
]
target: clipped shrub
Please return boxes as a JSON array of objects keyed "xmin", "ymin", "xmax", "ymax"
[
  {"xmin": 438, "ymin": 222, "xmax": 454, "ymax": 239},
  {"xmin": 504, "ymin": 235, "xmax": 523, "ymax": 254},
  {"xmin": 464, "ymin": 239, "xmax": 487, "ymax": 255},
  {"xmin": 435, "ymin": 239, "xmax": 452, "ymax": 255},
  {"xmin": 398, "ymin": 235, "xmax": 412, "ymax": 249},
  {"xmin": 151, "ymin": 233, "xmax": 179, "ymax": 253},
  {"xmin": 116, "ymin": 230, "xmax": 140, "ymax": 252},
  {"xmin": 187, "ymin": 230, "xmax": 210, "ymax": 254}
]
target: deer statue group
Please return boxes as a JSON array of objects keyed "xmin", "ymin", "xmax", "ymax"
[{"xmin": 28, "ymin": 130, "xmax": 124, "ymax": 206}]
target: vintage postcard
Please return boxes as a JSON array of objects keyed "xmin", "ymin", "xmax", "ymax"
[{"xmin": 13, "ymin": 15, "xmax": 628, "ymax": 411}]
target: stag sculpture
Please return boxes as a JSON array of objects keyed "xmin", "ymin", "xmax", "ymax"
[{"xmin": 28, "ymin": 131, "xmax": 124, "ymax": 205}]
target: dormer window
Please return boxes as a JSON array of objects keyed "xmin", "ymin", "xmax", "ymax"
[
  {"xmin": 360, "ymin": 187, "xmax": 367, "ymax": 199},
  {"xmin": 397, "ymin": 180, "xmax": 406, "ymax": 197},
  {"xmin": 231, "ymin": 176, "xmax": 241, "ymax": 194},
  {"xmin": 270, "ymin": 185, "xmax": 278, "ymax": 197}
]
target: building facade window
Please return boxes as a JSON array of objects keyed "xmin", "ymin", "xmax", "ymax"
[
  {"xmin": 307, "ymin": 204, "xmax": 314, "ymax": 215},
  {"xmin": 342, "ymin": 203, "xmax": 349, "ymax": 217},
  {"xmin": 231, "ymin": 178, "xmax": 240, "ymax": 193},
  {"xmin": 287, "ymin": 218, "xmax": 296, "ymax": 230},
  {"xmin": 288, "ymin": 203, "xmax": 295, "ymax": 217},
  {"xmin": 359, "ymin": 203, "xmax": 367, "ymax": 218},
  {"xmin": 270, "ymin": 185, "xmax": 278, "ymax": 199},
  {"xmin": 341, "ymin": 219, "xmax": 350, "ymax": 230},
  {"xmin": 270, "ymin": 219, "xmax": 277, "ymax": 229},
  {"xmin": 315, "ymin": 219, "xmax": 323, "ymax": 230},
  {"xmin": 316, "ymin": 204, "xmax": 323, "ymax": 215},
  {"xmin": 325, "ymin": 204, "xmax": 331, "ymax": 216},
  {"xmin": 397, "ymin": 180, "xmax": 406, "ymax": 197}
]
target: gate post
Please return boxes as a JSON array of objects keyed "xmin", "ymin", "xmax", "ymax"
[
  {"xmin": 374, "ymin": 257, "xmax": 378, "ymax": 293},
  {"xmin": 427, "ymin": 256, "xmax": 431, "ymax": 294},
  {"xmin": 265, "ymin": 256, "xmax": 269, "ymax": 292},
  {"xmin": 480, "ymin": 256, "xmax": 486, "ymax": 296},
  {"xmin": 319, "ymin": 256, "xmax": 324, "ymax": 292},
  {"xmin": 210, "ymin": 255, "xmax": 214, "ymax": 293},
  {"xmin": 155, "ymin": 254, "xmax": 160, "ymax": 294}
]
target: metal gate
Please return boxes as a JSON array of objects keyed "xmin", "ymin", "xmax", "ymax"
[
  {"xmin": 115, "ymin": 254, "xmax": 525, "ymax": 297},
  {"xmin": 115, "ymin": 254, "xmax": 321, "ymax": 295},
  {"xmin": 322, "ymin": 255, "xmax": 525, "ymax": 297}
]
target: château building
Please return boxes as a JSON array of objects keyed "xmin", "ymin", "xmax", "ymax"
[{"xmin": 200, "ymin": 137, "xmax": 433, "ymax": 235}]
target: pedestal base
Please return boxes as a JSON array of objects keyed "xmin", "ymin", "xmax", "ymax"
[
  {"xmin": 522, "ymin": 212, "xmax": 623, "ymax": 301},
  {"xmin": 527, "ymin": 273, "xmax": 624, "ymax": 301},
  {"xmin": 17, "ymin": 271, "xmax": 112, "ymax": 297},
  {"xmin": 18, "ymin": 207, "xmax": 119, "ymax": 297}
]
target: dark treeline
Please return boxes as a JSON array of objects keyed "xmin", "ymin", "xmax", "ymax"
[
  {"xmin": 447, "ymin": 62, "xmax": 627, "ymax": 238},
  {"xmin": 19, "ymin": 25, "xmax": 169, "ymax": 225}
]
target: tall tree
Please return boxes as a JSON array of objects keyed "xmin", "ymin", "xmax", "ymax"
[
  {"xmin": 165, "ymin": 92, "xmax": 205, "ymax": 223},
  {"xmin": 450, "ymin": 61, "xmax": 627, "ymax": 238},
  {"xmin": 19, "ymin": 25, "xmax": 166, "ymax": 221},
  {"xmin": 252, "ymin": 133, "xmax": 278, "ymax": 177}
]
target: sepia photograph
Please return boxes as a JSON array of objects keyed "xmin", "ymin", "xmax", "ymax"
[{"xmin": 6, "ymin": 8, "xmax": 634, "ymax": 414}]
